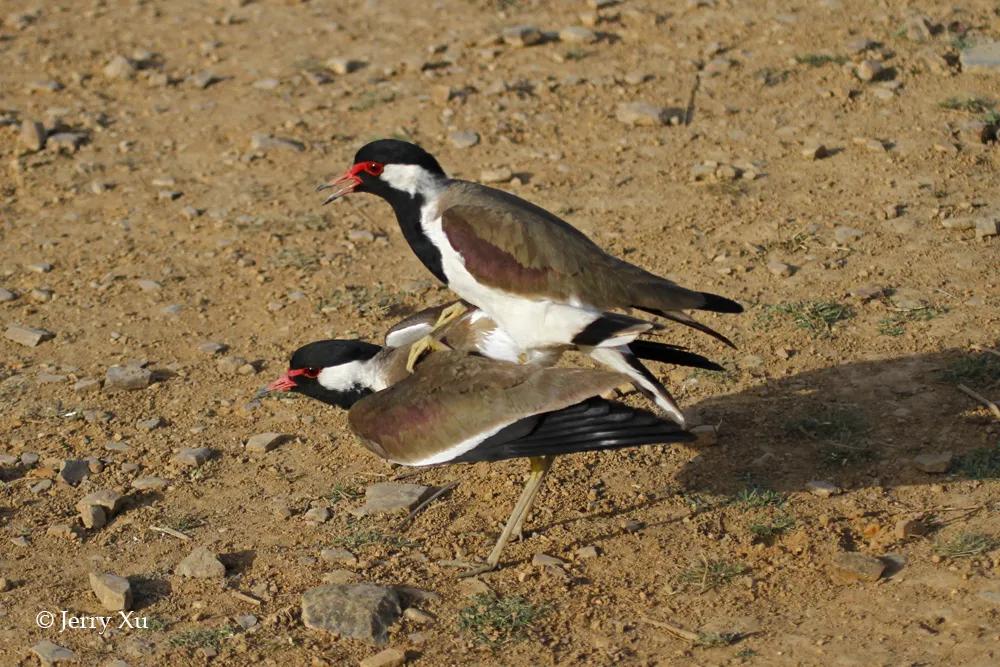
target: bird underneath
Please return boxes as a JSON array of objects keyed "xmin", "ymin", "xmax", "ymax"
[
  {"xmin": 317, "ymin": 139, "xmax": 742, "ymax": 422},
  {"xmin": 261, "ymin": 338, "xmax": 695, "ymax": 575}
]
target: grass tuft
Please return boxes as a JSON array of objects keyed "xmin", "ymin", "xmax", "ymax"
[
  {"xmin": 168, "ymin": 626, "xmax": 234, "ymax": 649},
  {"xmin": 677, "ymin": 558, "xmax": 747, "ymax": 592},
  {"xmin": 765, "ymin": 301, "xmax": 854, "ymax": 338},
  {"xmin": 939, "ymin": 96, "xmax": 993, "ymax": 113},
  {"xmin": 735, "ymin": 485, "xmax": 785, "ymax": 509},
  {"xmin": 458, "ymin": 593, "xmax": 545, "ymax": 647},
  {"xmin": 328, "ymin": 483, "xmax": 363, "ymax": 502},
  {"xmin": 786, "ymin": 406, "xmax": 873, "ymax": 466},
  {"xmin": 935, "ymin": 532, "xmax": 997, "ymax": 558},
  {"xmin": 939, "ymin": 353, "xmax": 1000, "ymax": 388},
  {"xmin": 878, "ymin": 306, "xmax": 944, "ymax": 336},
  {"xmin": 330, "ymin": 523, "xmax": 417, "ymax": 550},
  {"xmin": 954, "ymin": 444, "xmax": 1000, "ymax": 479},
  {"xmin": 749, "ymin": 514, "xmax": 796, "ymax": 539}
]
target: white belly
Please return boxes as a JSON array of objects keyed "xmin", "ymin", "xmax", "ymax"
[{"xmin": 423, "ymin": 214, "xmax": 599, "ymax": 351}]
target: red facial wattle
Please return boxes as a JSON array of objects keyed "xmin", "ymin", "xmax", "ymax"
[
  {"xmin": 318, "ymin": 161, "xmax": 384, "ymax": 204},
  {"xmin": 266, "ymin": 367, "xmax": 319, "ymax": 392}
]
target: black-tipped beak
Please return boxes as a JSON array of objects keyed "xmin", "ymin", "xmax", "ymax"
[
  {"xmin": 257, "ymin": 372, "xmax": 296, "ymax": 399},
  {"xmin": 317, "ymin": 171, "xmax": 361, "ymax": 204}
]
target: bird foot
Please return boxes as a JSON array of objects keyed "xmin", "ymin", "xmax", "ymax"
[{"xmin": 405, "ymin": 335, "xmax": 451, "ymax": 373}]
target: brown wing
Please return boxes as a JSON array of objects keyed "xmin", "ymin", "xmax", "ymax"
[
  {"xmin": 346, "ymin": 351, "xmax": 626, "ymax": 465},
  {"xmin": 438, "ymin": 181, "xmax": 714, "ymax": 312}
]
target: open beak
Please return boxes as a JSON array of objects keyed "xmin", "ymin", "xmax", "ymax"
[
  {"xmin": 255, "ymin": 372, "xmax": 296, "ymax": 399},
  {"xmin": 317, "ymin": 168, "xmax": 362, "ymax": 205}
]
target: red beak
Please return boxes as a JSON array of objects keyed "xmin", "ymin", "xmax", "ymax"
[
  {"xmin": 317, "ymin": 164, "xmax": 364, "ymax": 204},
  {"xmin": 265, "ymin": 372, "xmax": 297, "ymax": 393}
]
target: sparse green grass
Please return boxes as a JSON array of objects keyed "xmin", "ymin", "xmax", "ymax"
[
  {"xmin": 750, "ymin": 514, "xmax": 796, "ymax": 539},
  {"xmin": 954, "ymin": 444, "xmax": 1000, "ymax": 479},
  {"xmin": 735, "ymin": 485, "xmax": 785, "ymax": 509},
  {"xmin": 164, "ymin": 513, "xmax": 205, "ymax": 533},
  {"xmin": 939, "ymin": 96, "xmax": 994, "ymax": 113},
  {"xmin": 754, "ymin": 67, "xmax": 789, "ymax": 87},
  {"xmin": 458, "ymin": 593, "xmax": 545, "ymax": 647},
  {"xmin": 349, "ymin": 89, "xmax": 396, "ymax": 112},
  {"xmin": 144, "ymin": 617, "xmax": 169, "ymax": 632},
  {"xmin": 795, "ymin": 53, "xmax": 847, "ymax": 67},
  {"xmin": 696, "ymin": 631, "xmax": 743, "ymax": 647},
  {"xmin": 935, "ymin": 532, "xmax": 997, "ymax": 559},
  {"xmin": 271, "ymin": 247, "xmax": 320, "ymax": 270},
  {"xmin": 940, "ymin": 353, "xmax": 1000, "ymax": 387},
  {"xmin": 765, "ymin": 301, "xmax": 854, "ymax": 338},
  {"xmin": 689, "ymin": 363, "xmax": 738, "ymax": 385},
  {"xmin": 951, "ymin": 36, "xmax": 973, "ymax": 51},
  {"xmin": 328, "ymin": 483, "xmax": 363, "ymax": 503},
  {"xmin": 786, "ymin": 406, "xmax": 873, "ymax": 466},
  {"xmin": 705, "ymin": 180, "xmax": 748, "ymax": 197},
  {"xmin": 331, "ymin": 524, "xmax": 417, "ymax": 550},
  {"xmin": 878, "ymin": 306, "xmax": 944, "ymax": 336},
  {"xmin": 563, "ymin": 48, "xmax": 590, "ymax": 61},
  {"xmin": 168, "ymin": 626, "xmax": 234, "ymax": 649},
  {"xmin": 678, "ymin": 558, "xmax": 748, "ymax": 592},
  {"xmin": 737, "ymin": 647, "xmax": 758, "ymax": 659}
]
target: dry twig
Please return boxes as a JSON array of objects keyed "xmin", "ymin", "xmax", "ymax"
[
  {"xmin": 957, "ymin": 384, "xmax": 1000, "ymax": 421},
  {"xmin": 149, "ymin": 525, "xmax": 190, "ymax": 541}
]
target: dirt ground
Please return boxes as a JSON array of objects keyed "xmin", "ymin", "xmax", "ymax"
[{"xmin": 2, "ymin": 0, "xmax": 999, "ymax": 665}]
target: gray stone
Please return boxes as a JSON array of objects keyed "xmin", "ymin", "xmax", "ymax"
[
  {"xmin": 502, "ymin": 25, "xmax": 543, "ymax": 47},
  {"xmin": 31, "ymin": 640, "xmax": 76, "ymax": 665},
  {"xmin": 448, "ymin": 131, "xmax": 479, "ymax": 149},
  {"xmin": 352, "ymin": 482, "xmax": 434, "ymax": 516},
  {"xmin": 26, "ymin": 262, "xmax": 53, "ymax": 273},
  {"xmin": 104, "ymin": 365, "xmax": 153, "ymax": 392},
  {"xmin": 767, "ymin": 260, "xmax": 793, "ymax": 277},
  {"xmin": 135, "ymin": 279, "xmax": 161, "ymax": 291},
  {"xmin": 177, "ymin": 547, "xmax": 226, "ymax": 578},
  {"xmin": 77, "ymin": 489, "xmax": 122, "ymax": 515},
  {"xmin": 20, "ymin": 119, "xmax": 46, "ymax": 151},
  {"xmin": 103, "ymin": 55, "xmax": 136, "ymax": 80},
  {"xmin": 834, "ymin": 226, "xmax": 864, "ymax": 244},
  {"xmin": 480, "ymin": 167, "xmax": 513, "ymax": 183},
  {"xmin": 576, "ymin": 545, "xmax": 599, "ymax": 559},
  {"xmin": 199, "ymin": 341, "xmax": 228, "ymax": 355},
  {"xmin": 616, "ymin": 102, "xmax": 679, "ymax": 126},
  {"xmin": 137, "ymin": 417, "xmax": 165, "ymax": 431},
  {"xmin": 236, "ymin": 614, "xmax": 258, "ymax": 629},
  {"xmin": 830, "ymin": 552, "xmax": 885, "ymax": 582},
  {"xmin": 304, "ymin": 506, "xmax": 331, "ymax": 524},
  {"xmin": 90, "ymin": 572, "xmax": 133, "ymax": 611},
  {"xmin": 79, "ymin": 504, "xmax": 107, "ymax": 529},
  {"xmin": 326, "ymin": 57, "xmax": 365, "ymax": 74},
  {"xmin": 173, "ymin": 447, "xmax": 214, "ymax": 467},
  {"xmin": 131, "ymin": 476, "xmax": 168, "ymax": 491},
  {"xmin": 532, "ymin": 553, "xmax": 566, "ymax": 567},
  {"xmin": 320, "ymin": 547, "xmax": 358, "ymax": 565},
  {"xmin": 253, "ymin": 78, "xmax": 280, "ymax": 90},
  {"xmin": 190, "ymin": 71, "xmax": 221, "ymax": 89},
  {"xmin": 31, "ymin": 479, "xmax": 53, "ymax": 494},
  {"xmin": 913, "ymin": 451, "xmax": 953, "ymax": 473},
  {"xmin": 559, "ymin": 26, "xmax": 597, "ymax": 44},
  {"xmin": 246, "ymin": 432, "xmax": 289, "ymax": 454},
  {"xmin": 806, "ymin": 480, "xmax": 841, "ymax": 497},
  {"xmin": 961, "ymin": 42, "xmax": 1000, "ymax": 73},
  {"xmin": 4, "ymin": 324, "xmax": 54, "ymax": 347},
  {"xmin": 48, "ymin": 132, "xmax": 85, "ymax": 153},
  {"xmin": 856, "ymin": 59, "xmax": 884, "ymax": 81},
  {"xmin": 975, "ymin": 218, "xmax": 999, "ymax": 240},
  {"xmin": 250, "ymin": 133, "xmax": 305, "ymax": 152},
  {"xmin": 978, "ymin": 590, "xmax": 1000, "ymax": 605},
  {"xmin": 73, "ymin": 378, "xmax": 102, "ymax": 394},
  {"xmin": 59, "ymin": 459, "xmax": 90, "ymax": 486},
  {"xmin": 801, "ymin": 143, "xmax": 828, "ymax": 160},
  {"xmin": 301, "ymin": 583, "xmax": 402, "ymax": 646},
  {"xmin": 0, "ymin": 287, "xmax": 16, "ymax": 302}
]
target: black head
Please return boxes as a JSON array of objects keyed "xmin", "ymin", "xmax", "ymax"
[
  {"xmin": 317, "ymin": 140, "xmax": 446, "ymax": 205},
  {"xmin": 266, "ymin": 339, "xmax": 382, "ymax": 409}
]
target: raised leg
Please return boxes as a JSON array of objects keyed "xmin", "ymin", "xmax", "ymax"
[
  {"xmin": 404, "ymin": 302, "xmax": 468, "ymax": 373},
  {"xmin": 461, "ymin": 456, "xmax": 554, "ymax": 577}
]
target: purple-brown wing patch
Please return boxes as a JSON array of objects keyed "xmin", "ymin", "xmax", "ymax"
[{"xmin": 442, "ymin": 216, "xmax": 552, "ymax": 295}]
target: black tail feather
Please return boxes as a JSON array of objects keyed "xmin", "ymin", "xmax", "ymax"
[
  {"xmin": 636, "ymin": 307, "xmax": 737, "ymax": 349},
  {"xmin": 699, "ymin": 291, "xmax": 744, "ymax": 314},
  {"xmin": 454, "ymin": 398, "xmax": 693, "ymax": 463},
  {"xmin": 628, "ymin": 340, "xmax": 724, "ymax": 371}
]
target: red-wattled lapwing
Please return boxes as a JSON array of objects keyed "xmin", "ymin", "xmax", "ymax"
[
  {"xmin": 317, "ymin": 139, "xmax": 742, "ymax": 407},
  {"xmin": 262, "ymin": 340, "xmax": 693, "ymax": 575},
  {"xmin": 385, "ymin": 300, "xmax": 725, "ymax": 425}
]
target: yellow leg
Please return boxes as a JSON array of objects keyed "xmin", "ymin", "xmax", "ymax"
[
  {"xmin": 404, "ymin": 302, "xmax": 468, "ymax": 373},
  {"xmin": 461, "ymin": 456, "xmax": 554, "ymax": 577}
]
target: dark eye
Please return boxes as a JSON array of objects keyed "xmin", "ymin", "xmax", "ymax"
[
  {"xmin": 302, "ymin": 368, "xmax": 320, "ymax": 379},
  {"xmin": 364, "ymin": 162, "xmax": 383, "ymax": 176}
]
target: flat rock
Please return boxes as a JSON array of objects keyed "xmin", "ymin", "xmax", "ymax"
[
  {"xmin": 559, "ymin": 26, "xmax": 597, "ymax": 44},
  {"xmin": 360, "ymin": 647, "xmax": 407, "ymax": 667},
  {"xmin": 199, "ymin": 341, "xmax": 228, "ymax": 355},
  {"xmin": 448, "ymin": 131, "xmax": 479, "ymax": 149},
  {"xmin": 0, "ymin": 287, "xmax": 17, "ymax": 302},
  {"xmin": 806, "ymin": 480, "xmax": 841, "ymax": 497},
  {"xmin": 326, "ymin": 57, "xmax": 365, "ymax": 74},
  {"xmin": 961, "ymin": 42, "xmax": 1000, "ymax": 73},
  {"xmin": 246, "ymin": 432, "xmax": 289, "ymax": 454},
  {"xmin": 801, "ymin": 143, "xmax": 828, "ymax": 160},
  {"xmin": 301, "ymin": 583, "xmax": 402, "ymax": 646},
  {"xmin": 975, "ymin": 218, "xmax": 999, "ymax": 240},
  {"xmin": 31, "ymin": 640, "xmax": 75, "ymax": 665},
  {"xmin": 856, "ymin": 59, "xmax": 884, "ymax": 81},
  {"xmin": 173, "ymin": 447, "xmax": 214, "ymax": 467},
  {"xmin": 576, "ymin": 545, "xmax": 599, "ymax": 559},
  {"xmin": 59, "ymin": 459, "xmax": 90, "ymax": 486},
  {"xmin": 767, "ymin": 260, "xmax": 794, "ymax": 277},
  {"xmin": 19, "ymin": 119, "xmax": 46, "ymax": 151},
  {"xmin": 320, "ymin": 547, "xmax": 358, "ymax": 565},
  {"xmin": 304, "ymin": 506, "xmax": 331, "ymax": 524},
  {"xmin": 177, "ymin": 547, "xmax": 226, "ymax": 578},
  {"xmin": 352, "ymin": 482, "xmax": 434, "ymax": 516},
  {"xmin": 532, "ymin": 553, "xmax": 566, "ymax": 567},
  {"xmin": 103, "ymin": 55, "xmax": 136, "ymax": 79},
  {"xmin": 834, "ymin": 226, "xmax": 864, "ymax": 244},
  {"xmin": 79, "ymin": 504, "xmax": 107, "ymax": 529},
  {"xmin": 913, "ymin": 451, "xmax": 952, "ymax": 473},
  {"xmin": 90, "ymin": 572, "xmax": 133, "ymax": 611},
  {"xmin": 480, "ymin": 167, "xmax": 513, "ymax": 183},
  {"xmin": 189, "ymin": 70, "xmax": 221, "ymax": 89},
  {"xmin": 502, "ymin": 25, "xmax": 543, "ymax": 47},
  {"xmin": 104, "ymin": 365, "xmax": 153, "ymax": 392},
  {"xmin": 131, "ymin": 476, "xmax": 168, "ymax": 490},
  {"xmin": 73, "ymin": 378, "xmax": 102, "ymax": 394},
  {"xmin": 830, "ymin": 552, "xmax": 885, "ymax": 583},
  {"xmin": 616, "ymin": 102, "xmax": 679, "ymax": 126},
  {"xmin": 77, "ymin": 489, "xmax": 122, "ymax": 515},
  {"xmin": 4, "ymin": 323, "xmax": 54, "ymax": 347}
]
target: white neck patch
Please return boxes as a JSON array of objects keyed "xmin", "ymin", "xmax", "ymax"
[
  {"xmin": 381, "ymin": 164, "xmax": 444, "ymax": 199},
  {"xmin": 317, "ymin": 359, "xmax": 384, "ymax": 393}
]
